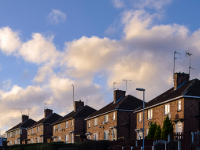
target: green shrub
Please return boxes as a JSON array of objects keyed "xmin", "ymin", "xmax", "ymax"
[
  {"xmin": 147, "ymin": 123, "xmax": 157, "ymax": 139},
  {"xmin": 154, "ymin": 125, "xmax": 161, "ymax": 139},
  {"xmin": 161, "ymin": 116, "xmax": 173, "ymax": 138}
]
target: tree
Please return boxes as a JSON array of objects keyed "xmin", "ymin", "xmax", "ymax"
[
  {"xmin": 154, "ymin": 125, "xmax": 161, "ymax": 139},
  {"xmin": 147, "ymin": 123, "xmax": 157, "ymax": 139},
  {"xmin": 161, "ymin": 115, "xmax": 173, "ymax": 138}
]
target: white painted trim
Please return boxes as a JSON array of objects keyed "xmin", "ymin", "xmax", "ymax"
[{"xmin": 85, "ymin": 110, "xmax": 115, "ymax": 120}]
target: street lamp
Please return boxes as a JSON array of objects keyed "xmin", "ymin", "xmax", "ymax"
[{"xmin": 136, "ymin": 88, "xmax": 145, "ymax": 150}]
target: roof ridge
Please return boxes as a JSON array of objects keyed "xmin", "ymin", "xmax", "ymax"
[
  {"xmin": 182, "ymin": 79, "xmax": 196, "ymax": 95},
  {"xmin": 115, "ymin": 96, "xmax": 127, "ymax": 109},
  {"xmin": 73, "ymin": 106, "xmax": 86, "ymax": 117}
]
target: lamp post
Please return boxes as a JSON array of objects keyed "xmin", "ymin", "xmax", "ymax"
[{"xmin": 136, "ymin": 88, "xmax": 145, "ymax": 150}]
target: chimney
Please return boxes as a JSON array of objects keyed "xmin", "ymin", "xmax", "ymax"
[
  {"xmin": 74, "ymin": 100, "xmax": 84, "ymax": 112},
  {"xmin": 44, "ymin": 109, "xmax": 53, "ymax": 118},
  {"xmin": 174, "ymin": 72, "xmax": 189, "ymax": 90},
  {"xmin": 22, "ymin": 115, "xmax": 29, "ymax": 123},
  {"xmin": 114, "ymin": 90, "xmax": 126, "ymax": 103}
]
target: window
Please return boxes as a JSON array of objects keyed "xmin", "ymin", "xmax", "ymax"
[
  {"xmin": 93, "ymin": 133, "xmax": 98, "ymax": 141},
  {"xmin": 176, "ymin": 122, "xmax": 183, "ymax": 133},
  {"xmin": 138, "ymin": 131, "xmax": 143, "ymax": 140},
  {"xmin": 54, "ymin": 138, "xmax": 56, "ymax": 142},
  {"xmin": 139, "ymin": 113, "xmax": 142, "ymax": 122},
  {"xmin": 88, "ymin": 121, "xmax": 90, "ymax": 128},
  {"xmin": 113, "ymin": 112, "xmax": 115, "ymax": 120},
  {"xmin": 41, "ymin": 137, "xmax": 43, "ymax": 143},
  {"xmin": 15, "ymin": 140, "xmax": 17, "ymax": 144},
  {"xmin": 31, "ymin": 139, "xmax": 33, "ymax": 143},
  {"xmin": 18, "ymin": 139, "xmax": 20, "ymax": 144},
  {"xmin": 147, "ymin": 109, "xmax": 153, "ymax": 119},
  {"xmin": 58, "ymin": 124, "xmax": 61, "ymax": 131},
  {"xmin": 65, "ymin": 134, "xmax": 69, "ymax": 143},
  {"xmin": 94, "ymin": 118, "xmax": 97, "ymax": 126},
  {"xmin": 111, "ymin": 129, "xmax": 116, "ymax": 141},
  {"xmin": 37, "ymin": 137, "xmax": 39, "ymax": 143},
  {"xmin": 105, "ymin": 115, "xmax": 108, "ymax": 123},
  {"xmin": 41, "ymin": 125, "xmax": 43, "ymax": 131},
  {"xmin": 58, "ymin": 137, "xmax": 61, "ymax": 142},
  {"xmin": 10, "ymin": 132, "xmax": 12, "ymax": 137},
  {"xmin": 71, "ymin": 134, "xmax": 74, "ymax": 143},
  {"xmin": 71, "ymin": 120, "xmax": 73, "ymax": 127},
  {"xmin": 37, "ymin": 126, "xmax": 39, "ymax": 132},
  {"xmin": 146, "ymin": 129, "xmax": 149, "ymax": 136},
  {"xmin": 15, "ymin": 130, "xmax": 17, "ymax": 135},
  {"xmin": 31, "ymin": 128, "xmax": 33, "ymax": 134},
  {"xmin": 104, "ymin": 130, "xmax": 109, "ymax": 140},
  {"xmin": 54, "ymin": 126, "xmax": 56, "ymax": 132},
  {"xmin": 20, "ymin": 129, "xmax": 22, "ymax": 134},
  {"xmin": 178, "ymin": 100, "xmax": 181, "ymax": 111},
  {"xmin": 165, "ymin": 104, "xmax": 170, "ymax": 115},
  {"xmin": 66, "ymin": 121, "xmax": 68, "ymax": 128},
  {"xmin": 28, "ymin": 130, "xmax": 29, "ymax": 135},
  {"xmin": 10, "ymin": 141, "xmax": 12, "ymax": 146}
]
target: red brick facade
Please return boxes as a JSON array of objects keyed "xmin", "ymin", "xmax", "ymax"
[
  {"xmin": 7, "ymin": 129, "xmax": 27, "ymax": 145},
  {"xmin": 27, "ymin": 125, "xmax": 44, "ymax": 143}
]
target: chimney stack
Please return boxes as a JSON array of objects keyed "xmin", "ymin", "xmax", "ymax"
[
  {"xmin": 174, "ymin": 72, "xmax": 189, "ymax": 90},
  {"xmin": 22, "ymin": 115, "xmax": 29, "ymax": 123},
  {"xmin": 113, "ymin": 90, "xmax": 126, "ymax": 103},
  {"xmin": 44, "ymin": 109, "xmax": 53, "ymax": 118},
  {"xmin": 74, "ymin": 100, "xmax": 84, "ymax": 112}
]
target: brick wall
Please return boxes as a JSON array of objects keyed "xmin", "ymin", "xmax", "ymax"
[
  {"xmin": 136, "ymin": 98, "xmax": 184, "ymax": 138},
  {"xmin": 86, "ymin": 111, "xmax": 117, "ymax": 141},
  {"xmin": 184, "ymin": 98, "xmax": 200, "ymax": 133},
  {"xmin": 27, "ymin": 125, "xmax": 44, "ymax": 143},
  {"xmin": 53, "ymin": 119, "xmax": 74, "ymax": 143}
]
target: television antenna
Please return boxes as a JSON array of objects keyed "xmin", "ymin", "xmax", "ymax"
[
  {"xmin": 173, "ymin": 51, "xmax": 181, "ymax": 79},
  {"xmin": 113, "ymin": 82, "xmax": 119, "ymax": 91},
  {"xmin": 123, "ymin": 79, "xmax": 131, "ymax": 92},
  {"xmin": 72, "ymin": 84, "xmax": 76, "ymax": 106},
  {"xmin": 186, "ymin": 51, "xmax": 194, "ymax": 79}
]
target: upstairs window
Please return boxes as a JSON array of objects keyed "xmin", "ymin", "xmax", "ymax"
[
  {"xmin": 37, "ymin": 126, "xmax": 39, "ymax": 133},
  {"xmin": 88, "ymin": 121, "xmax": 90, "ymax": 128},
  {"xmin": 94, "ymin": 118, "xmax": 97, "ymax": 126},
  {"xmin": 31, "ymin": 129, "xmax": 33, "ymax": 134},
  {"xmin": 165, "ymin": 104, "xmax": 170, "ymax": 115},
  {"xmin": 105, "ymin": 115, "xmax": 108, "ymax": 123},
  {"xmin": 41, "ymin": 125, "xmax": 43, "ymax": 131},
  {"xmin": 113, "ymin": 112, "xmax": 115, "ymax": 121},
  {"xmin": 147, "ymin": 109, "xmax": 153, "ymax": 119},
  {"xmin": 178, "ymin": 100, "xmax": 181, "ymax": 111},
  {"xmin": 71, "ymin": 120, "xmax": 73, "ymax": 127},
  {"xmin": 66, "ymin": 121, "xmax": 68, "ymax": 128},
  {"xmin": 54, "ymin": 126, "xmax": 56, "ymax": 132},
  {"xmin": 139, "ymin": 113, "xmax": 142, "ymax": 122},
  {"xmin": 58, "ymin": 124, "xmax": 61, "ymax": 131}
]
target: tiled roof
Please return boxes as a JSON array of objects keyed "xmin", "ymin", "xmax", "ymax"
[
  {"xmin": 52, "ymin": 106, "xmax": 96, "ymax": 125},
  {"xmin": 86, "ymin": 95, "xmax": 143, "ymax": 119},
  {"xmin": 135, "ymin": 79, "xmax": 200, "ymax": 111},
  {"xmin": 28, "ymin": 113, "xmax": 61, "ymax": 128},
  {"xmin": 6, "ymin": 119, "xmax": 36, "ymax": 132}
]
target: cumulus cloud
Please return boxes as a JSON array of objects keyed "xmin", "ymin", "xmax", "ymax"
[
  {"xmin": 0, "ymin": 27, "xmax": 21, "ymax": 55},
  {"xmin": 47, "ymin": 9, "xmax": 66, "ymax": 24}
]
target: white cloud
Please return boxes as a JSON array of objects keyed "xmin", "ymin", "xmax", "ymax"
[
  {"xmin": 112, "ymin": 0, "xmax": 125, "ymax": 8},
  {"xmin": 0, "ymin": 27, "xmax": 21, "ymax": 55},
  {"xmin": 47, "ymin": 9, "xmax": 66, "ymax": 24}
]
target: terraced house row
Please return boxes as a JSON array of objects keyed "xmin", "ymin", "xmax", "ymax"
[{"xmin": 5, "ymin": 72, "xmax": 200, "ymax": 145}]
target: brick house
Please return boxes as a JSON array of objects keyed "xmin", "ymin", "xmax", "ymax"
[
  {"xmin": 134, "ymin": 72, "xmax": 200, "ymax": 139},
  {"xmin": 6, "ymin": 115, "xmax": 35, "ymax": 146},
  {"xmin": 85, "ymin": 90, "xmax": 143, "ymax": 141},
  {"xmin": 26, "ymin": 109, "xmax": 61, "ymax": 144},
  {"xmin": 51, "ymin": 100, "xmax": 96, "ymax": 143}
]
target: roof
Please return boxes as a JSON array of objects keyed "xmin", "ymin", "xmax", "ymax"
[
  {"xmin": 86, "ymin": 95, "xmax": 143, "ymax": 120},
  {"xmin": 28, "ymin": 113, "xmax": 62, "ymax": 129},
  {"xmin": 135, "ymin": 79, "xmax": 200, "ymax": 112},
  {"xmin": 52, "ymin": 105, "xmax": 96, "ymax": 125},
  {"xmin": 6, "ymin": 119, "xmax": 36, "ymax": 133}
]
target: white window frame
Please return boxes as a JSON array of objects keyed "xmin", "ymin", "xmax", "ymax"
[
  {"xmin": 71, "ymin": 134, "xmax": 74, "ymax": 143},
  {"xmin": 18, "ymin": 138, "xmax": 20, "ymax": 144},
  {"xmin": 54, "ymin": 126, "xmax": 56, "ymax": 132},
  {"xmin": 165, "ymin": 104, "xmax": 170, "ymax": 115},
  {"xmin": 31, "ymin": 139, "xmax": 33, "ymax": 143},
  {"xmin": 105, "ymin": 115, "xmax": 108, "ymax": 123},
  {"xmin": 41, "ymin": 137, "xmax": 43, "ymax": 143},
  {"xmin": 66, "ymin": 121, "xmax": 68, "ymax": 128},
  {"xmin": 37, "ymin": 126, "xmax": 39, "ymax": 133},
  {"xmin": 65, "ymin": 134, "xmax": 69, "ymax": 143},
  {"xmin": 147, "ymin": 109, "xmax": 153, "ymax": 120},
  {"xmin": 104, "ymin": 130, "xmax": 109, "ymax": 140},
  {"xmin": 58, "ymin": 124, "xmax": 61, "ymax": 131},
  {"xmin": 88, "ymin": 121, "xmax": 90, "ymax": 128},
  {"xmin": 94, "ymin": 118, "xmax": 97, "ymax": 126},
  {"xmin": 41, "ymin": 125, "xmax": 43, "ymax": 131},
  {"xmin": 139, "ymin": 112, "xmax": 142, "ymax": 122},
  {"xmin": 31, "ymin": 128, "xmax": 33, "ymax": 134},
  {"xmin": 178, "ymin": 100, "xmax": 181, "ymax": 111},
  {"xmin": 138, "ymin": 131, "xmax": 143, "ymax": 140},
  {"xmin": 37, "ymin": 137, "xmax": 39, "ymax": 143},
  {"xmin": 58, "ymin": 136, "xmax": 61, "ymax": 142},
  {"xmin": 111, "ymin": 128, "xmax": 116, "ymax": 141},
  {"xmin": 15, "ymin": 140, "xmax": 17, "ymax": 145},
  {"xmin": 93, "ymin": 133, "xmax": 98, "ymax": 141},
  {"xmin": 113, "ymin": 112, "xmax": 115, "ymax": 121}
]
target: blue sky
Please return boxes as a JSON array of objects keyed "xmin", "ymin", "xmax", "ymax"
[{"xmin": 1, "ymin": 0, "xmax": 200, "ymax": 134}]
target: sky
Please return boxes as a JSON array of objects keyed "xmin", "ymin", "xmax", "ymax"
[{"xmin": 1, "ymin": 0, "xmax": 200, "ymax": 135}]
